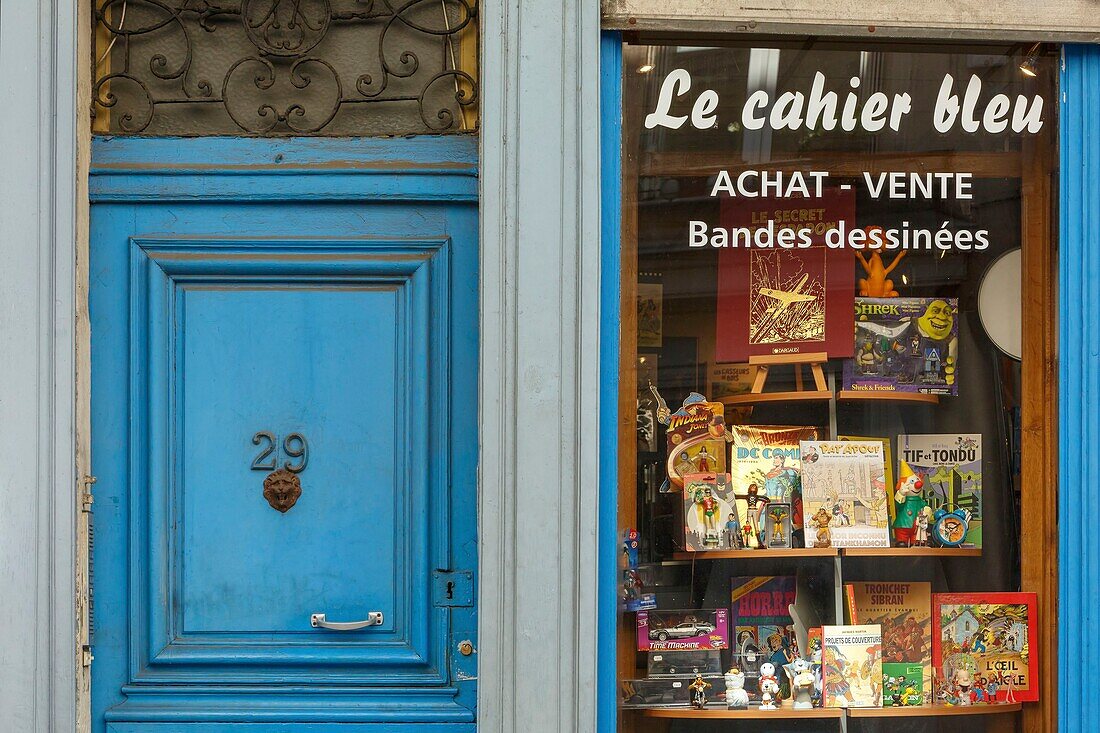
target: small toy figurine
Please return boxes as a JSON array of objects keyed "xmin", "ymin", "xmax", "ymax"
[
  {"xmin": 952, "ymin": 668, "xmax": 974, "ymax": 706},
  {"xmin": 790, "ymin": 659, "xmax": 815, "ymax": 709},
  {"xmin": 688, "ymin": 673, "xmax": 712, "ymax": 709},
  {"xmin": 733, "ymin": 482, "xmax": 768, "ymax": 548},
  {"xmin": 985, "ymin": 678, "xmax": 999, "ymax": 703},
  {"xmin": 695, "ymin": 445, "xmax": 714, "ymax": 472},
  {"xmin": 689, "ymin": 484, "xmax": 721, "ymax": 546},
  {"xmin": 810, "ymin": 506, "xmax": 832, "ymax": 547},
  {"xmin": 766, "ymin": 504, "xmax": 791, "ymax": 548},
  {"xmin": 855, "ymin": 231, "xmax": 906, "ymax": 297},
  {"xmin": 892, "ymin": 461, "xmax": 928, "ymax": 547},
  {"xmin": 758, "ymin": 662, "xmax": 781, "ymax": 710},
  {"xmin": 724, "ymin": 668, "xmax": 750, "ymax": 710},
  {"xmin": 724, "ymin": 512, "xmax": 743, "ymax": 549}
]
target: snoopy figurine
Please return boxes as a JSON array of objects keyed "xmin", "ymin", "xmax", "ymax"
[
  {"xmin": 724, "ymin": 668, "xmax": 750, "ymax": 710},
  {"xmin": 758, "ymin": 662, "xmax": 781, "ymax": 710}
]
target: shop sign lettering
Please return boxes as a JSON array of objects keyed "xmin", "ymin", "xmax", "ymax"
[{"xmin": 644, "ymin": 70, "xmax": 1044, "ymax": 135}]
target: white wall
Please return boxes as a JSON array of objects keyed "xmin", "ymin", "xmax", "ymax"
[
  {"xmin": 0, "ymin": 0, "xmax": 81, "ymax": 730},
  {"xmin": 478, "ymin": 1, "xmax": 604, "ymax": 731},
  {"xmin": 0, "ymin": 0, "xmax": 607, "ymax": 729}
]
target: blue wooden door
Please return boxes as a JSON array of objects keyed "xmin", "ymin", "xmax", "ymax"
[{"xmin": 89, "ymin": 137, "xmax": 478, "ymax": 732}]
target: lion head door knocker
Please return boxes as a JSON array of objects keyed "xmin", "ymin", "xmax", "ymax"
[{"xmin": 263, "ymin": 467, "xmax": 302, "ymax": 513}]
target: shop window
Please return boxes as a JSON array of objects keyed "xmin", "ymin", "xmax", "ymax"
[
  {"xmin": 92, "ymin": 0, "xmax": 478, "ymax": 134},
  {"xmin": 616, "ymin": 39, "xmax": 1057, "ymax": 731}
]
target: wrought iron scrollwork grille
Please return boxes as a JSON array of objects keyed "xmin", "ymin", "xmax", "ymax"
[{"xmin": 93, "ymin": 0, "xmax": 478, "ymax": 135}]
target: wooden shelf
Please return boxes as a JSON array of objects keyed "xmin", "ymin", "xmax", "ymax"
[
  {"xmin": 673, "ymin": 548, "xmax": 838, "ymax": 560},
  {"xmin": 640, "ymin": 706, "xmax": 844, "ymax": 719},
  {"xmin": 722, "ymin": 390, "xmax": 832, "ymax": 405},
  {"xmin": 842, "ymin": 547, "xmax": 982, "ymax": 557},
  {"xmin": 670, "ymin": 547, "xmax": 980, "ymax": 559},
  {"xmin": 847, "ymin": 703, "xmax": 1022, "ymax": 717},
  {"xmin": 838, "ymin": 390, "xmax": 941, "ymax": 404}
]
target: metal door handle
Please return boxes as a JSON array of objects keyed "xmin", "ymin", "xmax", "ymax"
[{"xmin": 310, "ymin": 612, "xmax": 384, "ymax": 630}]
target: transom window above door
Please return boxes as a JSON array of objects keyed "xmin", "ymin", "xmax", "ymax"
[{"xmin": 92, "ymin": 0, "xmax": 479, "ymax": 135}]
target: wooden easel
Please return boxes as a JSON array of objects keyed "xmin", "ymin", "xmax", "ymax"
[{"xmin": 722, "ymin": 351, "xmax": 831, "ymax": 405}]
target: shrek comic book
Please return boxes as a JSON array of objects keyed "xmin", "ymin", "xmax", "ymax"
[{"xmin": 843, "ymin": 297, "xmax": 959, "ymax": 395}]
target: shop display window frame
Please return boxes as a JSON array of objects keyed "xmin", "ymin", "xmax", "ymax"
[{"xmin": 597, "ymin": 31, "xmax": 1058, "ymax": 732}]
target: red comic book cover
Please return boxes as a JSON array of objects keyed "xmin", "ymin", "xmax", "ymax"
[
  {"xmin": 716, "ymin": 189, "xmax": 856, "ymax": 362},
  {"xmin": 931, "ymin": 592, "xmax": 1038, "ymax": 703}
]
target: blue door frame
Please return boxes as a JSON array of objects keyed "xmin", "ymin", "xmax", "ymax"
[
  {"xmin": 1058, "ymin": 44, "xmax": 1099, "ymax": 730},
  {"xmin": 89, "ymin": 135, "xmax": 479, "ymax": 732},
  {"xmin": 598, "ymin": 30, "xmax": 623, "ymax": 733},
  {"xmin": 599, "ymin": 35, "xmax": 1090, "ymax": 731}
]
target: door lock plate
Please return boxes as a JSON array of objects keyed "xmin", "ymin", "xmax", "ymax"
[{"xmin": 432, "ymin": 570, "xmax": 473, "ymax": 607}]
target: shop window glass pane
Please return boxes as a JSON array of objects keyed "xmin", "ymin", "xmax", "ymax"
[
  {"xmin": 617, "ymin": 39, "xmax": 1056, "ymax": 729},
  {"xmin": 92, "ymin": 0, "xmax": 478, "ymax": 135}
]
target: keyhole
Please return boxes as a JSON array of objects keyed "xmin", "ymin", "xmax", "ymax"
[{"xmin": 446, "ymin": 581, "xmax": 455, "ymax": 600}]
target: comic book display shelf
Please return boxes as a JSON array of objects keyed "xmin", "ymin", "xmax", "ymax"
[
  {"xmin": 614, "ymin": 37, "xmax": 1056, "ymax": 733},
  {"xmin": 674, "ymin": 548, "xmax": 982, "ymax": 560},
  {"xmin": 641, "ymin": 703, "xmax": 1022, "ymax": 719}
]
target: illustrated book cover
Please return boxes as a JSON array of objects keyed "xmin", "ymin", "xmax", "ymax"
[
  {"xmin": 845, "ymin": 582, "xmax": 931, "ymax": 705},
  {"xmin": 839, "ymin": 435, "xmax": 895, "ymax": 524},
  {"xmin": 729, "ymin": 425, "xmax": 819, "ymax": 547},
  {"xmin": 681, "ymin": 472, "xmax": 741, "ymax": 551},
  {"xmin": 822, "ymin": 624, "xmax": 883, "ymax": 708},
  {"xmin": 637, "ymin": 609, "xmax": 729, "ymax": 652},
  {"xmin": 800, "ymin": 440, "xmax": 890, "ymax": 548},
  {"xmin": 716, "ymin": 189, "xmax": 856, "ymax": 362},
  {"xmin": 730, "ymin": 575, "xmax": 800, "ymax": 696},
  {"xmin": 843, "ymin": 296, "xmax": 960, "ymax": 395},
  {"xmin": 664, "ymin": 393, "xmax": 728, "ymax": 490},
  {"xmin": 932, "ymin": 593, "xmax": 1038, "ymax": 703},
  {"xmin": 897, "ymin": 434, "xmax": 982, "ymax": 548}
]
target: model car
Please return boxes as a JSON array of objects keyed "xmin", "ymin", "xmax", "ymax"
[{"xmin": 648, "ymin": 620, "xmax": 716, "ymax": 641}]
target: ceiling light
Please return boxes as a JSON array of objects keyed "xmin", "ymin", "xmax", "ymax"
[{"xmin": 1019, "ymin": 43, "xmax": 1041, "ymax": 78}]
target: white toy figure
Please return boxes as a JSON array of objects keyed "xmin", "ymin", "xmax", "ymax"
[
  {"xmin": 758, "ymin": 662, "xmax": 780, "ymax": 710},
  {"xmin": 724, "ymin": 668, "xmax": 750, "ymax": 710},
  {"xmin": 953, "ymin": 668, "xmax": 974, "ymax": 706},
  {"xmin": 790, "ymin": 658, "xmax": 815, "ymax": 709}
]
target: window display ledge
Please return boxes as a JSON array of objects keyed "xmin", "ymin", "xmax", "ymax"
[
  {"xmin": 837, "ymin": 390, "xmax": 941, "ymax": 404},
  {"xmin": 672, "ymin": 548, "xmax": 839, "ymax": 560},
  {"xmin": 639, "ymin": 707, "xmax": 844, "ymax": 719},
  {"xmin": 637, "ymin": 703, "xmax": 1023, "ymax": 719},
  {"xmin": 842, "ymin": 547, "xmax": 982, "ymax": 557},
  {"xmin": 847, "ymin": 703, "xmax": 1023, "ymax": 717}
]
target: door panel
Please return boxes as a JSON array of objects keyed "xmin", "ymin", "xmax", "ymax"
[{"xmin": 90, "ymin": 138, "xmax": 478, "ymax": 731}]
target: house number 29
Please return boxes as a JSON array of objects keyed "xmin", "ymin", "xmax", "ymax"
[{"xmin": 250, "ymin": 431, "xmax": 309, "ymax": 473}]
